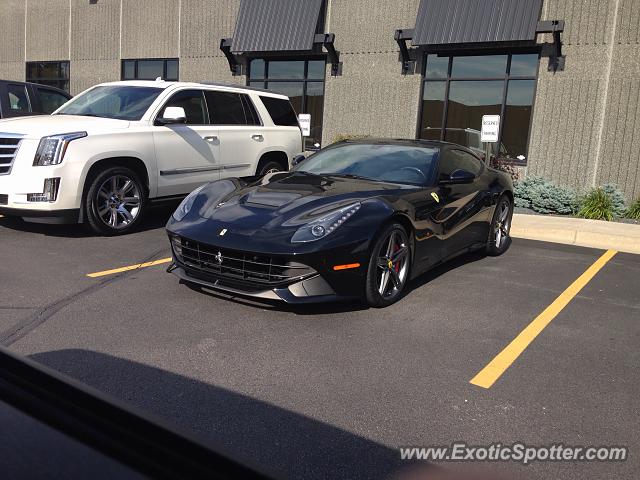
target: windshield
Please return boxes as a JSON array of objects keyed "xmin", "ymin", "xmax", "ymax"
[
  {"xmin": 293, "ymin": 143, "xmax": 440, "ymax": 185},
  {"xmin": 56, "ymin": 85, "xmax": 163, "ymax": 120}
]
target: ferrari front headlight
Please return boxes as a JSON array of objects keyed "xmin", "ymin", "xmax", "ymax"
[
  {"xmin": 291, "ymin": 202, "xmax": 361, "ymax": 243},
  {"xmin": 172, "ymin": 184, "xmax": 207, "ymax": 221}
]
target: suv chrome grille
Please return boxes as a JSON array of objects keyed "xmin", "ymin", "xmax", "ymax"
[
  {"xmin": 0, "ymin": 133, "xmax": 25, "ymax": 175},
  {"xmin": 176, "ymin": 237, "xmax": 316, "ymax": 288}
]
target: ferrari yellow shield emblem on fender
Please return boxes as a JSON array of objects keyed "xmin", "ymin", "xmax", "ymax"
[{"xmin": 431, "ymin": 192, "xmax": 440, "ymax": 203}]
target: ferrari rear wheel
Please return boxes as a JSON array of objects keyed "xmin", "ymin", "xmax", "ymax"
[{"xmin": 365, "ymin": 223, "xmax": 411, "ymax": 308}]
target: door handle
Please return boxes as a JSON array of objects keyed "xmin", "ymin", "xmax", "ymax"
[
  {"xmin": 203, "ymin": 135, "xmax": 218, "ymax": 143},
  {"xmin": 251, "ymin": 134, "xmax": 264, "ymax": 141}
]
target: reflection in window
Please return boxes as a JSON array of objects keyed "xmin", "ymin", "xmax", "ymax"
[
  {"xmin": 26, "ymin": 61, "xmax": 70, "ymax": 92},
  {"xmin": 122, "ymin": 59, "xmax": 179, "ymax": 81},
  {"xmin": 420, "ymin": 81, "xmax": 446, "ymax": 140},
  {"xmin": 418, "ymin": 53, "xmax": 538, "ymax": 164},
  {"xmin": 502, "ymin": 80, "xmax": 536, "ymax": 160},
  {"xmin": 249, "ymin": 59, "xmax": 325, "ymax": 150}
]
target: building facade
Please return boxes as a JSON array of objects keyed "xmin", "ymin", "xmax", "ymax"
[{"xmin": 0, "ymin": 0, "xmax": 639, "ymax": 199}]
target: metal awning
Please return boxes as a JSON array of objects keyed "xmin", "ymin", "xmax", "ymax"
[
  {"xmin": 221, "ymin": 0, "xmax": 341, "ymax": 76},
  {"xmin": 412, "ymin": 0, "xmax": 543, "ymax": 46},
  {"xmin": 231, "ymin": 0, "xmax": 324, "ymax": 52},
  {"xmin": 394, "ymin": 0, "xmax": 564, "ymax": 74}
]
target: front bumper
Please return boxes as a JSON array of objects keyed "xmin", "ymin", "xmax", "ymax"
[{"xmin": 170, "ymin": 264, "xmax": 346, "ymax": 304}]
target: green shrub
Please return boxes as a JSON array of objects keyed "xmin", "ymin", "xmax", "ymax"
[
  {"xmin": 626, "ymin": 198, "xmax": 640, "ymax": 220},
  {"xmin": 514, "ymin": 176, "xmax": 578, "ymax": 215},
  {"xmin": 577, "ymin": 188, "xmax": 614, "ymax": 221},
  {"xmin": 601, "ymin": 184, "xmax": 626, "ymax": 218}
]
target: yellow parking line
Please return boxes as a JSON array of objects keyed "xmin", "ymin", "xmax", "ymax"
[
  {"xmin": 87, "ymin": 258, "xmax": 172, "ymax": 278},
  {"xmin": 470, "ymin": 249, "xmax": 617, "ymax": 389}
]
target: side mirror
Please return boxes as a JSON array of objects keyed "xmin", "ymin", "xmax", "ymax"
[
  {"xmin": 156, "ymin": 106, "xmax": 187, "ymax": 125},
  {"xmin": 440, "ymin": 169, "xmax": 475, "ymax": 185},
  {"xmin": 292, "ymin": 154, "xmax": 306, "ymax": 166}
]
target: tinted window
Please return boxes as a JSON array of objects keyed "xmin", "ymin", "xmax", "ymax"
[
  {"xmin": 260, "ymin": 96, "xmax": 298, "ymax": 126},
  {"xmin": 38, "ymin": 88, "xmax": 69, "ymax": 114},
  {"xmin": 295, "ymin": 144, "xmax": 439, "ymax": 186},
  {"xmin": 161, "ymin": 90, "xmax": 207, "ymax": 125},
  {"xmin": 26, "ymin": 61, "xmax": 70, "ymax": 92},
  {"xmin": 7, "ymin": 84, "xmax": 31, "ymax": 112},
  {"xmin": 438, "ymin": 149, "xmax": 483, "ymax": 181},
  {"xmin": 122, "ymin": 59, "xmax": 179, "ymax": 81},
  {"xmin": 205, "ymin": 91, "xmax": 258, "ymax": 125},
  {"xmin": 57, "ymin": 85, "xmax": 162, "ymax": 120}
]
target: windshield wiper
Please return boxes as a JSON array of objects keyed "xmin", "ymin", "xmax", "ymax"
[{"xmin": 327, "ymin": 173, "xmax": 372, "ymax": 181}]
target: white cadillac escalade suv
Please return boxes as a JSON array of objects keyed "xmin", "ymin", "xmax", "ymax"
[{"xmin": 0, "ymin": 81, "xmax": 303, "ymax": 234}]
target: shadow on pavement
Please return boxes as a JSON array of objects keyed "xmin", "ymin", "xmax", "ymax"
[
  {"xmin": 29, "ymin": 349, "xmax": 421, "ymax": 480},
  {"xmin": 0, "ymin": 204, "xmax": 178, "ymax": 238}
]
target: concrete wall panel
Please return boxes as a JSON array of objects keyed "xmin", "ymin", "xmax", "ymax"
[
  {"xmin": 70, "ymin": 0, "xmax": 120, "ymax": 61},
  {"xmin": 0, "ymin": 62, "xmax": 26, "ymax": 82},
  {"xmin": 180, "ymin": 0, "xmax": 240, "ymax": 58},
  {"xmin": 121, "ymin": 0, "xmax": 179, "ymax": 59},
  {"xmin": 0, "ymin": 0, "xmax": 25, "ymax": 64},
  {"xmin": 25, "ymin": 0, "xmax": 70, "ymax": 61},
  {"xmin": 70, "ymin": 59, "xmax": 120, "ymax": 95}
]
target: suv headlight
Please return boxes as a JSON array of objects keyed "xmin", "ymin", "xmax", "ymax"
[
  {"xmin": 33, "ymin": 132, "xmax": 87, "ymax": 166},
  {"xmin": 291, "ymin": 202, "xmax": 361, "ymax": 243},
  {"xmin": 172, "ymin": 184, "xmax": 207, "ymax": 221}
]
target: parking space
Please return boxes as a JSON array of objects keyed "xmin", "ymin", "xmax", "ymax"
[{"xmin": 1, "ymin": 210, "xmax": 638, "ymax": 480}]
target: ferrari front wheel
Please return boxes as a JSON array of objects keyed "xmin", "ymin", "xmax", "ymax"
[{"xmin": 364, "ymin": 223, "xmax": 411, "ymax": 308}]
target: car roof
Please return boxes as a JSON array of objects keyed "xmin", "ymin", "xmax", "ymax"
[
  {"xmin": 0, "ymin": 79, "xmax": 71, "ymax": 96},
  {"xmin": 338, "ymin": 137, "xmax": 460, "ymax": 149},
  {"xmin": 96, "ymin": 80, "xmax": 289, "ymax": 99}
]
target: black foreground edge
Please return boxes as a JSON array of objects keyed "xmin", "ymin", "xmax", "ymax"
[{"xmin": 0, "ymin": 346, "xmax": 274, "ymax": 480}]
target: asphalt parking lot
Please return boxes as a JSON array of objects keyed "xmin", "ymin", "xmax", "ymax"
[{"xmin": 1, "ymin": 208, "xmax": 638, "ymax": 480}]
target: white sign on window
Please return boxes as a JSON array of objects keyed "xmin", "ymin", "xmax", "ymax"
[
  {"xmin": 298, "ymin": 113, "xmax": 311, "ymax": 137},
  {"xmin": 481, "ymin": 115, "xmax": 501, "ymax": 143}
]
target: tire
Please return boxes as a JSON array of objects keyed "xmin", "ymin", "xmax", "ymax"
[
  {"xmin": 486, "ymin": 194, "xmax": 513, "ymax": 256},
  {"xmin": 84, "ymin": 166, "xmax": 146, "ymax": 236},
  {"xmin": 257, "ymin": 161, "xmax": 283, "ymax": 176},
  {"xmin": 364, "ymin": 223, "xmax": 412, "ymax": 308}
]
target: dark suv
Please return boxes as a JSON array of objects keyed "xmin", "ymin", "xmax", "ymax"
[{"xmin": 0, "ymin": 80, "xmax": 71, "ymax": 119}]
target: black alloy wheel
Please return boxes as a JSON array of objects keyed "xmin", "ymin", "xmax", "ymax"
[{"xmin": 365, "ymin": 223, "xmax": 411, "ymax": 307}]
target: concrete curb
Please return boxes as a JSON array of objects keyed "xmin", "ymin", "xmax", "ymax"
[{"xmin": 511, "ymin": 214, "xmax": 640, "ymax": 254}]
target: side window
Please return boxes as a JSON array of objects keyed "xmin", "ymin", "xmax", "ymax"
[
  {"xmin": 259, "ymin": 96, "xmax": 298, "ymax": 126},
  {"xmin": 7, "ymin": 84, "xmax": 32, "ymax": 112},
  {"xmin": 37, "ymin": 88, "xmax": 69, "ymax": 114},
  {"xmin": 204, "ymin": 91, "xmax": 258, "ymax": 125},
  {"xmin": 438, "ymin": 149, "xmax": 483, "ymax": 181},
  {"xmin": 160, "ymin": 89, "xmax": 207, "ymax": 125}
]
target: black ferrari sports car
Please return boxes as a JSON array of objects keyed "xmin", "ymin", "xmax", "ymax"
[{"xmin": 166, "ymin": 139, "xmax": 514, "ymax": 307}]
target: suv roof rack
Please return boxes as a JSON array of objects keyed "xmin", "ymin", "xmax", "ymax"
[{"xmin": 198, "ymin": 82, "xmax": 273, "ymax": 94}]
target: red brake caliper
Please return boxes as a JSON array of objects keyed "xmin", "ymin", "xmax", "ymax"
[{"xmin": 392, "ymin": 243, "xmax": 401, "ymax": 273}]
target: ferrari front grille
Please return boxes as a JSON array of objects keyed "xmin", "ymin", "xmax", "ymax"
[{"xmin": 177, "ymin": 237, "xmax": 316, "ymax": 287}]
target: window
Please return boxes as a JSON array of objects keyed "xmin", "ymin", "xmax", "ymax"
[
  {"xmin": 37, "ymin": 88, "xmax": 70, "ymax": 114},
  {"xmin": 205, "ymin": 91, "xmax": 260, "ymax": 126},
  {"xmin": 57, "ymin": 85, "xmax": 162, "ymax": 121},
  {"xmin": 294, "ymin": 143, "xmax": 439, "ymax": 186},
  {"xmin": 259, "ymin": 96, "xmax": 298, "ymax": 127},
  {"xmin": 419, "ymin": 53, "xmax": 538, "ymax": 164},
  {"xmin": 160, "ymin": 90, "xmax": 207, "ymax": 125},
  {"xmin": 26, "ymin": 61, "xmax": 70, "ymax": 92},
  {"xmin": 438, "ymin": 149, "xmax": 483, "ymax": 181},
  {"xmin": 122, "ymin": 59, "xmax": 179, "ymax": 81},
  {"xmin": 249, "ymin": 59, "xmax": 325, "ymax": 150},
  {"xmin": 7, "ymin": 84, "xmax": 31, "ymax": 112}
]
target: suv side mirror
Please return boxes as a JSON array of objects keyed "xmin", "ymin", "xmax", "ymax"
[
  {"xmin": 156, "ymin": 106, "xmax": 187, "ymax": 125},
  {"xmin": 292, "ymin": 154, "xmax": 306, "ymax": 166},
  {"xmin": 439, "ymin": 169, "xmax": 475, "ymax": 185}
]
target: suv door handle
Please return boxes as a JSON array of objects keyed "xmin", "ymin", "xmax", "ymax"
[
  {"xmin": 204, "ymin": 135, "xmax": 218, "ymax": 142},
  {"xmin": 251, "ymin": 134, "xmax": 264, "ymax": 141}
]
